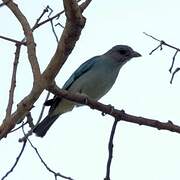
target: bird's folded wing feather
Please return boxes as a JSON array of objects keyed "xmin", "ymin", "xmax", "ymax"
[{"xmin": 62, "ymin": 56, "xmax": 99, "ymax": 90}]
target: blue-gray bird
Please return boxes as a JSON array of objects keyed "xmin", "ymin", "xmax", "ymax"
[{"xmin": 33, "ymin": 45, "xmax": 141, "ymax": 137}]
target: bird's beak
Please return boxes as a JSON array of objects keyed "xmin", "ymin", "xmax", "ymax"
[{"xmin": 132, "ymin": 51, "xmax": 142, "ymax": 57}]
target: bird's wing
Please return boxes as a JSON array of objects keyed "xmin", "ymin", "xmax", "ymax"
[
  {"xmin": 62, "ymin": 56, "xmax": 99, "ymax": 90},
  {"xmin": 44, "ymin": 56, "xmax": 99, "ymax": 112}
]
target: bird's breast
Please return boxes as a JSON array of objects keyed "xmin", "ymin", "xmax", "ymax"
[{"xmin": 69, "ymin": 65, "xmax": 120, "ymax": 100}]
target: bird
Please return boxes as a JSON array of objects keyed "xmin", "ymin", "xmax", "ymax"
[{"xmin": 33, "ymin": 45, "xmax": 141, "ymax": 137}]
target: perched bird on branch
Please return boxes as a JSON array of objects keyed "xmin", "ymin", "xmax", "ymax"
[{"xmin": 33, "ymin": 45, "xmax": 141, "ymax": 137}]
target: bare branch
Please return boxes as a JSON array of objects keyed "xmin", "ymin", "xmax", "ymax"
[
  {"xmin": 0, "ymin": 0, "xmax": 11, "ymax": 7},
  {"xmin": 47, "ymin": 6, "xmax": 59, "ymax": 43},
  {"xmin": 144, "ymin": 32, "xmax": 180, "ymax": 83},
  {"xmin": 18, "ymin": 0, "xmax": 88, "ymax": 142},
  {"xmin": 104, "ymin": 118, "xmax": 119, "ymax": 180},
  {"xmin": 0, "ymin": 35, "xmax": 26, "ymax": 45},
  {"xmin": 169, "ymin": 50, "xmax": 178, "ymax": 73},
  {"xmin": 79, "ymin": 0, "xmax": 92, "ymax": 12},
  {"xmin": 0, "ymin": 0, "xmax": 91, "ymax": 139},
  {"xmin": 2, "ymin": 0, "xmax": 41, "ymax": 81},
  {"xmin": 31, "ymin": 0, "xmax": 82, "ymax": 31},
  {"xmin": 170, "ymin": 67, "xmax": 180, "ymax": 84},
  {"xmin": 143, "ymin": 32, "xmax": 161, "ymax": 42},
  {"xmin": 42, "ymin": 0, "xmax": 86, "ymax": 83},
  {"xmin": 1, "ymin": 140, "xmax": 27, "ymax": 180},
  {"xmin": 32, "ymin": 10, "xmax": 65, "ymax": 31},
  {"xmin": 149, "ymin": 43, "xmax": 163, "ymax": 55},
  {"xmin": 18, "ymin": 92, "xmax": 51, "ymax": 142},
  {"xmin": 10, "ymin": 121, "xmax": 28, "ymax": 133},
  {"xmin": 24, "ymin": 131, "xmax": 73, "ymax": 180},
  {"xmin": 31, "ymin": 5, "xmax": 50, "ymax": 31},
  {"xmin": 44, "ymin": 0, "xmax": 92, "ymax": 42},
  {"xmin": 47, "ymin": 84, "xmax": 180, "ymax": 134},
  {"xmin": 4, "ymin": 44, "xmax": 21, "ymax": 122},
  {"xmin": 20, "ymin": 81, "xmax": 180, "ymax": 141},
  {"xmin": 55, "ymin": 22, "xmax": 65, "ymax": 29},
  {"xmin": 0, "ymin": 83, "xmax": 42, "ymax": 139},
  {"xmin": 144, "ymin": 32, "xmax": 180, "ymax": 52}
]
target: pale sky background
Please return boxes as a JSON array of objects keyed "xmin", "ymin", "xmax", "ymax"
[{"xmin": 1, "ymin": 0, "xmax": 180, "ymax": 180}]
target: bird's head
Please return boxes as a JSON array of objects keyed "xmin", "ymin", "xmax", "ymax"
[{"xmin": 104, "ymin": 45, "xmax": 141, "ymax": 64}]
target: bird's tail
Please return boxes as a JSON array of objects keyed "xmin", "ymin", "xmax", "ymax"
[{"xmin": 33, "ymin": 114, "xmax": 60, "ymax": 137}]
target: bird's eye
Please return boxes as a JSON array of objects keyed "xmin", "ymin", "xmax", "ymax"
[{"xmin": 118, "ymin": 49, "xmax": 127, "ymax": 55}]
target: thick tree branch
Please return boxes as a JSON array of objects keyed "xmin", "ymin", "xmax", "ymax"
[
  {"xmin": 47, "ymin": 84, "xmax": 180, "ymax": 134},
  {"xmin": 0, "ymin": 0, "xmax": 10, "ymax": 7},
  {"xmin": 42, "ymin": 0, "xmax": 86, "ymax": 83},
  {"xmin": 0, "ymin": 0, "xmax": 91, "ymax": 140}
]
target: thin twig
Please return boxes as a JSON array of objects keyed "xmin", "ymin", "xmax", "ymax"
[
  {"xmin": 31, "ymin": 0, "xmax": 82, "ymax": 31},
  {"xmin": 1, "ymin": 140, "xmax": 27, "ymax": 180},
  {"xmin": 104, "ymin": 118, "xmax": 119, "ymax": 180},
  {"xmin": 21, "ymin": 127, "xmax": 73, "ymax": 180},
  {"xmin": 143, "ymin": 32, "xmax": 161, "ymax": 42},
  {"xmin": 169, "ymin": 50, "xmax": 178, "ymax": 73},
  {"xmin": 55, "ymin": 22, "xmax": 65, "ymax": 29},
  {"xmin": 32, "ymin": 5, "xmax": 50, "ymax": 31},
  {"xmin": 10, "ymin": 121, "xmax": 28, "ymax": 133},
  {"xmin": 144, "ymin": 32, "xmax": 180, "ymax": 52},
  {"xmin": 47, "ymin": 6, "xmax": 59, "ymax": 43},
  {"xmin": 170, "ymin": 67, "xmax": 180, "ymax": 84},
  {"xmin": 0, "ymin": 35, "xmax": 26, "ymax": 45},
  {"xmin": 2, "ymin": 0, "xmax": 41, "ymax": 81},
  {"xmin": 50, "ymin": 20, "xmax": 59, "ymax": 42},
  {"xmin": 4, "ymin": 44, "xmax": 21, "ymax": 122},
  {"xmin": 144, "ymin": 32, "xmax": 180, "ymax": 83},
  {"xmin": 32, "ymin": 10, "xmax": 65, "ymax": 31},
  {"xmin": 150, "ymin": 44, "xmax": 163, "ymax": 55}
]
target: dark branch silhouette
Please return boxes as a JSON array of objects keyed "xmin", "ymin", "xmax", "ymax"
[
  {"xmin": 143, "ymin": 32, "xmax": 180, "ymax": 83},
  {"xmin": 104, "ymin": 118, "xmax": 119, "ymax": 180},
  {"xmin": 0, "ymin": 36, "xmax": 26, "ymax": 45},
  {"xmin": 22, "ymin": 127, "xmax": 73, "ymax": 180},
  {"xmin": 1, "ymin": 140, "xmax": 27, "ymax": 180}
]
